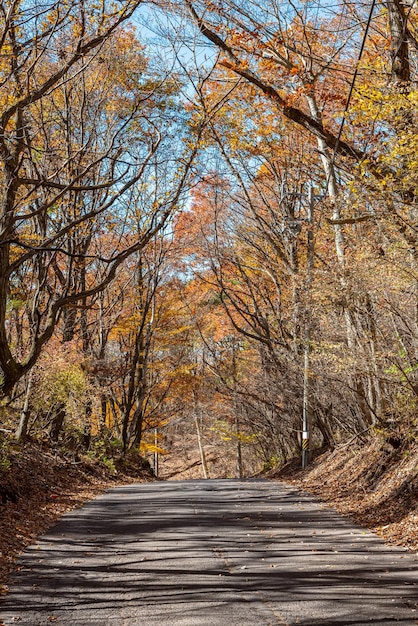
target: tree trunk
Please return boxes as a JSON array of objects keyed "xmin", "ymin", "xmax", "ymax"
[
  {"xmin": 235, "ymin": 412, "xmax": 243, "ymax": 478},
  {"xmin": 194, "ymin": 412, "xmax": 209, "ymax": 479},
  {"xmin": 49, "ymin": 404, "xmax": 66, "ymax": 441},
  {"xmin": 16, "ymin": 371, "xmax": 34, "ymax": 442}
]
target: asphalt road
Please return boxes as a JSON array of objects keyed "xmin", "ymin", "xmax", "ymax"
[{"xmin": 1, "ymin": 479, "xmax": 417, "ymax": 625}]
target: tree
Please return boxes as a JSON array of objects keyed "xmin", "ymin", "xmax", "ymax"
[
  {"xmin": 177, "ymin": 0, "xmax": 418, "ymax": 445},
  {"xmin": 0, "ymin": 3, "xmax": 200, "ymax": 398}
]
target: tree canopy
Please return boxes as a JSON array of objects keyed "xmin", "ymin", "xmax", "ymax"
[{"xmin": 1, "ymin": 0, "xmax": 417, "ymax": 474}]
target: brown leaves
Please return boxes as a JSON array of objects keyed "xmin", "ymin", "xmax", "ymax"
[
  {"xmin": 279, "ymin": 440, "xmax": 418, "ymax": 552},
  {"xmin": 0, "ymin": 440, "xmax": 148, "ymax": 590}
]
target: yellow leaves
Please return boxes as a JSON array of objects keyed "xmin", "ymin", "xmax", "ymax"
[
  {"xmin": 140, "ymin": 441, "xmax": 167, "ymax": 456},
  {"xmin": 351, "ymin": 84, "xmax": 418, "ymax": 127},
  {"xmin": 19, "ymin": 231, "xmax": 43, "ymax": 245},
  {"xmin": 169, "ymin": 363, "xmax": 198, "ymax": 378},
  {"xmin": 9, "ymin": 231, "xmax": 44, "ymax": 264},
  {"xmin": 45, "ymin": 9, "xmax": 59, "ymax": 25},
  {"xmin": 347, "ymin": 79, "xmax": 418, "ymax": 195},
  {"xmin": 0, "ymin": 43, "xmax": 14, "ymax": 57},
  {"xmin": 9, "ymin": 244, "xmax": 22, "ymax": 265},
  {"xmin": 350, "ymin": 85, "xmax": 391, "ymax": 120},
  {"xmin": 211, "ymin": 419, "xmax": 257, "ymax": 444},
  {"xmin": 108, "ymin": 313, "xmax": 143, "ymax": 340},
  {"xmin": 32, "ymin": 355, "xmax": 91, "ymax": 424}
]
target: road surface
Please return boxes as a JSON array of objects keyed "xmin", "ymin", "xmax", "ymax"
[{"xmin": 1, "ymin": 479, "xmax": 417, "ymax": 625}]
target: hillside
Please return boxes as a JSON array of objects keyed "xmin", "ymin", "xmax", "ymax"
[
  {"xmin": 0, "ymin": 438, "xmax": 154, "ymax": 593},
  {"xmin": 276, "ymin": 440, "xmax": 418, "ymax": 553}
]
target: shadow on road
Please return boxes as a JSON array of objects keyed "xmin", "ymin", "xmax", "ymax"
[{"xmin": 1, "ymin": 480, "xmax": 417, "ymax": 625}]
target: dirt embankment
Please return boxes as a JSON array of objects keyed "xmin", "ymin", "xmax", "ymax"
[
  {"xmin": 275, "ymin": 439, "xmax": 418, "ymax": 552},
  {"xmin": 0, "ymin": 439, "xmax": 153, "ymax": 592}
]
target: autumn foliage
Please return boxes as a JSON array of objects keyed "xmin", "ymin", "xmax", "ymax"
[{"xmin": 0, "ymin": 0, "xmax": 417, "ymax": 476}]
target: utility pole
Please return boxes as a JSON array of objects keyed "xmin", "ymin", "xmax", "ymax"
[
  {"xmin": 302, "ymin": 185, "xmax": 314, "ymax": 469},
  {"xmin": 154, "ymin": 428, "xmax": 159, "ymax": 478},
  {"xmin": 232, "ymin": 340, "xmax": 243, "ymax": 478}
]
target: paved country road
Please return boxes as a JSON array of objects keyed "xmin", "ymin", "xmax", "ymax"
[{"xmin": 1, "ymin": 479, "xmax": 417, "ymax": 626}]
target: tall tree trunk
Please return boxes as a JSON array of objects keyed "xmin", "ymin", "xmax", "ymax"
[
  {"xmin": 16, "ymin": 371, "xmax": 34, "ymax": 442},
  {"xmin": 386, "ymin": 0, "xmax": 411, "ymax": 86},
  {"xmin": 306, "ymin": 92, "xmax": 381, "ymax": 428}
]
